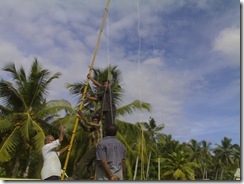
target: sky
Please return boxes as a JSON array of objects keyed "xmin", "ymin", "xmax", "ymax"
[{"xmin": 0, "ymin": 0, "xmax": 240, "ymax": 147}]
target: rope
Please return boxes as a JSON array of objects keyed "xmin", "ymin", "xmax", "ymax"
[
  {"xmin": 106, "ymin": 10, "xmax": 114, "ymax": 123},
  {"xmin": 100, "ymin": 8, "xmax": 114, "ymax": 126},
  {"xmin": 61, "ymin": 0, "xmax": 111, "ymax": 179},
  {"xmin": 136, "ymin": 0, "xmax": 145, "ymax": 180},
  {"xmin": 106, "ymin": 12, "xmax": 115, "ymax": 124},
  {"xmin": 106, "ymin": 11, "xmax": 110, "ymax": 68},
  {"xmin": 137, "ymin": 0, "xmax": 143, "ymax": 120}
]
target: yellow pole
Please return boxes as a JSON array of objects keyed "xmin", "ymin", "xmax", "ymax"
[{"xmin": 61, "ymin": 0, "xmax": 111, "ymax": 180}]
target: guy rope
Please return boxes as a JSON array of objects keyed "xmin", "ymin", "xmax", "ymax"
[{"xmin": 61, "ymin": 0, "xmax": 111, "ymax": 180}]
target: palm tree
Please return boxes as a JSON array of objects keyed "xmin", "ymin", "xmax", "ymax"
[
  {"xmin": 66, "ymin": 65, "xmax": 151, "ymax": 179},
  {"xmin": 232, "ymin": 144, "xmax": 240, "ymax": 168},
  {"xmin": 0, "ymin": 59, "xmax": 73, "ymax": 178},
  {"xmin": 162, "ymin": 141, "xmax": 198, "ymax": 180},
  {"xmin": 144, "ymin": 117, "xmax": 164, "ymax": 179},
  {"xmin": 115, "ymin": 119, "xmax": 142, "ymax": 180},
  {"xmin": 188, "ymin": 139, "xmax": 202, "ymax": 178},
  {"xmin": 213, "ymin": 137, "xmax": 235, "ymax": 180},
  {"xmin": 67, "ymin": 65, "xmax": 151, "ymax": 116},
  {"xmin": 188, "ymin": 139, "xmax": 212, "ymax": 180},
  {"xmin": 188, "ymin": 139, "xmax": 201, "ymax": 162},
  {"xmin": 200, "ymin": 140, "xmax": 212, "ymax": 180}
]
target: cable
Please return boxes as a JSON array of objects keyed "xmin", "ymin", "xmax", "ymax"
[{"xmin": 137, "ymin": 0, "xmax": 143, "ymax": 122}]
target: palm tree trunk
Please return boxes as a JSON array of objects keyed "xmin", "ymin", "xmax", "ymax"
[
  {"xmin": 12, "ymin": 154, "xmax": 20, "ymax": 178},
  {"xmin": 23, "ymin": 154, "xmax": 32, "ymax": 178},
  {"xmin": 146, "ymin": 151, "xmax": 151, "ymax": 179},
  {"xmin": 133, "ymin": 156, "xmax": 139, "ymax": 180},
  {"xmin": 220, "ymin": 168, "xmax": 224, "ymax": 180},
  {"xmin": 203, "ymin": 167, "xmax": 206, "ymax": 179},
  {"xmin": 215, "ymin": 168, "xmax": 219, "ymax": 180},
  {"xmin": 158, "ymin": 157, "xmax": 160, "ymax": 180},
  {"xmin": 202, "ymin": 168, "xmax": 204, "ymax": 180},
  {"xmin": 22, "ymin": 149, "xmax": 32, "ymax": 178},
  {"xmin": 140, "ymin": 123, "xmax": 144, "ymax": 180}
]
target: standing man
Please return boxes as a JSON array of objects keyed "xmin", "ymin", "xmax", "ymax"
[
  {"xmin": 67, "ymin": 110, "xmax": 102, "ymax": 180},
  {"xmin": 41, "ymin": 125, "xmax": 69, "ymax": 180},
  {"xmin": 96, "ymin": 124, "xmax": 126, "ymax": 180},
  {"xmin": 86, "ymin": 74, "xmax": 116, "ymax": 127}
]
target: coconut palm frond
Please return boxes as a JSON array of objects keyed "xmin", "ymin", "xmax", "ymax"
[
  {"xmin": 0, "ymin": 126, "xmax": 20, "ymax": 162},
  {"xmin": 0, "ymin": 105, "xmax": 13, "ymax": 117},
  {"xmin": 35, "ymin": 100, "xmax": 74, "ymax": 119},
  {"xmin": 51, "ymin": 114, "xmax": 77, "ymax": 131},
  {"xmin": 117, "ymin": 100, "xmax": 151, "ymax": 116},
  {"xmin": 31, "ymin": 121, "xmax": 45, "ymax": 152},
  {"xmin": 0, "ymin": 118, "xmax": 14, "ymax": 130},
  {"xmin": 0, "ymin": 80, "xmax": 26, "ymax": 111}
]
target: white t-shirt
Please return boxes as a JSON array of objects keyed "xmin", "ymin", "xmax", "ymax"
[{"xmin": 41, "ymin": 139, "xmax": 61, "ymax": 180}]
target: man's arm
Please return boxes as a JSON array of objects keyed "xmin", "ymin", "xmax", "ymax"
[
  {"xmin": 87, "ymin": 74, "xmax": 102, "ymax": 87},
  {"xmin": 58, "ymin": 125, "xmax": 64, "ymax": 143},
  {"xmin": 77, "ymin": 110, "xmax": 89, "ymax": 122},
  {"xmin": 58, "ymin": 144, "xmax": 70, "ymax": 155},
  {"xmin": 77, "ymin": 110, "xmax": 96, "ymax": 132},
  {"xmin": 122, "ymin": 159, "xmax": 126, "ymax": 178},
  {"xmin": 100, "ymin": 160, "xmax": 120, "ymax": 180},
  {"xmin": 85, "ymin": 95, "xmax": 98, "ymax": 101}
]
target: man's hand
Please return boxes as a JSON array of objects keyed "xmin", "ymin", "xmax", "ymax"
[
  {"xmin": 59, "ymin": 125, "xmax": 64, "ymax": 132},
  {"xmin": 87, "ymin": 74, "xmax": 92, "ymax": 79},
  {"xmin": 77, "ymin": 110, "xmax": 83, "ymax": 117},
  {"xmin": 110, "ymin": 175, "xmax": 120, "ymax": 180}
]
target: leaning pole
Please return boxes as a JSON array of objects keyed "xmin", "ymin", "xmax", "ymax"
[{"xmin": 61, "ymin": 0, "xmax": 111, "ymax": 180}]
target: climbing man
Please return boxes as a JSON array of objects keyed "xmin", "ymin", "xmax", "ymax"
[
  {"xmin": 66, "ymin": 110, "xmax": 102, "ymax": 180},
  {"xmin": 86, "ymin": 73, "xmax": 116, "ymax": 127}
]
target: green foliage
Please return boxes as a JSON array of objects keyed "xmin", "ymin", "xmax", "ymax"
[
  {"xmin": 0, "ymin": 59, "xmax": 74, "ymax": 178},
  {"xmin": 0, "ymin": 63, "xmax": 240, "ymax": 181}
]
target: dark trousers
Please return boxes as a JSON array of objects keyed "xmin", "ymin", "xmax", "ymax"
[
  {"xmin": 44, "ymin": 176, "xmax": 60, "ymax": 180},
  {"xmin": 72, "ymin": 146, "xmax": 96, "ymax": 179}
]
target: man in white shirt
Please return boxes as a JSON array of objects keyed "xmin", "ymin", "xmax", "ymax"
[{"xmin": 41, "ymin": 125, "xmax": 69, "ymax": 180}]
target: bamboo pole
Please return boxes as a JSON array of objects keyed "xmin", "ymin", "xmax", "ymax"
[{"xmin": 61, "ymin": 0, "xmax": 111, "ymax": 180}]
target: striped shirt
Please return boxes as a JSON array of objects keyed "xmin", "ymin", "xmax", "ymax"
[{"xmin": 96, "ymin": 136, "xmax": 126, "ymax": 180}]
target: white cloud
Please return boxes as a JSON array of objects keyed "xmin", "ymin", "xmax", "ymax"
[
  {"xmin": 0, "ymin": 0, "xmax": 240, "ymax": 146},
  {"xmin": 143, "ymin": 57, "xmax": 164, "ymax": 66},
  {"xmin": 212, "ymin": 27, "xmax": 240, "ymax": 65}
]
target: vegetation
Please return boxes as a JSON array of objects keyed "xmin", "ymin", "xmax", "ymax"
[{"xmin": 0, "ymin": 60, "xmax": 240, "ymax": 180}]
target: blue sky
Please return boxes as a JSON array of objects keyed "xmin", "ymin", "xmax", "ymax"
[{"xmin": 0, "ymin": 0, "xmax": 240, "ymax": 146}]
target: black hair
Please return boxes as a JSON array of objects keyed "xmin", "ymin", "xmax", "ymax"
[
  {"xmin": 102, "ymin": 79, "xmax": 110, "ymax": 84},
  {"xmin": 105, "ymin": 124, "xmax": 117, "ymax": 136},
  {"xmin": 92, "ymin": 115, "xmax": 100, "ymax": 122}
]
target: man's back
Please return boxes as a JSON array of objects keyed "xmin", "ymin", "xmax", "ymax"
[{"xmin": 96, "ymin": 136, "xmax": 126, "ymax": 180}]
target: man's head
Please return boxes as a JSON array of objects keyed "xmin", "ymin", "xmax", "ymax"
[
  {"xmin": 105, "ymin": 124, "xmax": 117, "ymax": 136},
  {"xmin": 44, "ymin": 135, "xmax": 54, "ymax": 144},
  {"xmin": 92, "ymin": 115, "xmax": 100, "ymax": 123},
  {"xmin": 102, "ymin": 79, "xmax": 110, "ymax": 87}
]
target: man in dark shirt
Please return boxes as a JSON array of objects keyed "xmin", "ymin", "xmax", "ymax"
[
  {"xmin": 67, "ymin": 110, "xmax": 102, "ymax": 180},
  {"xmin": 96, "ymin": 124, "xmax": 126, "ymax": 180},
  {"xmin": 86, "ymin": 74, "xmax": 116, "ymax": 128}
]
